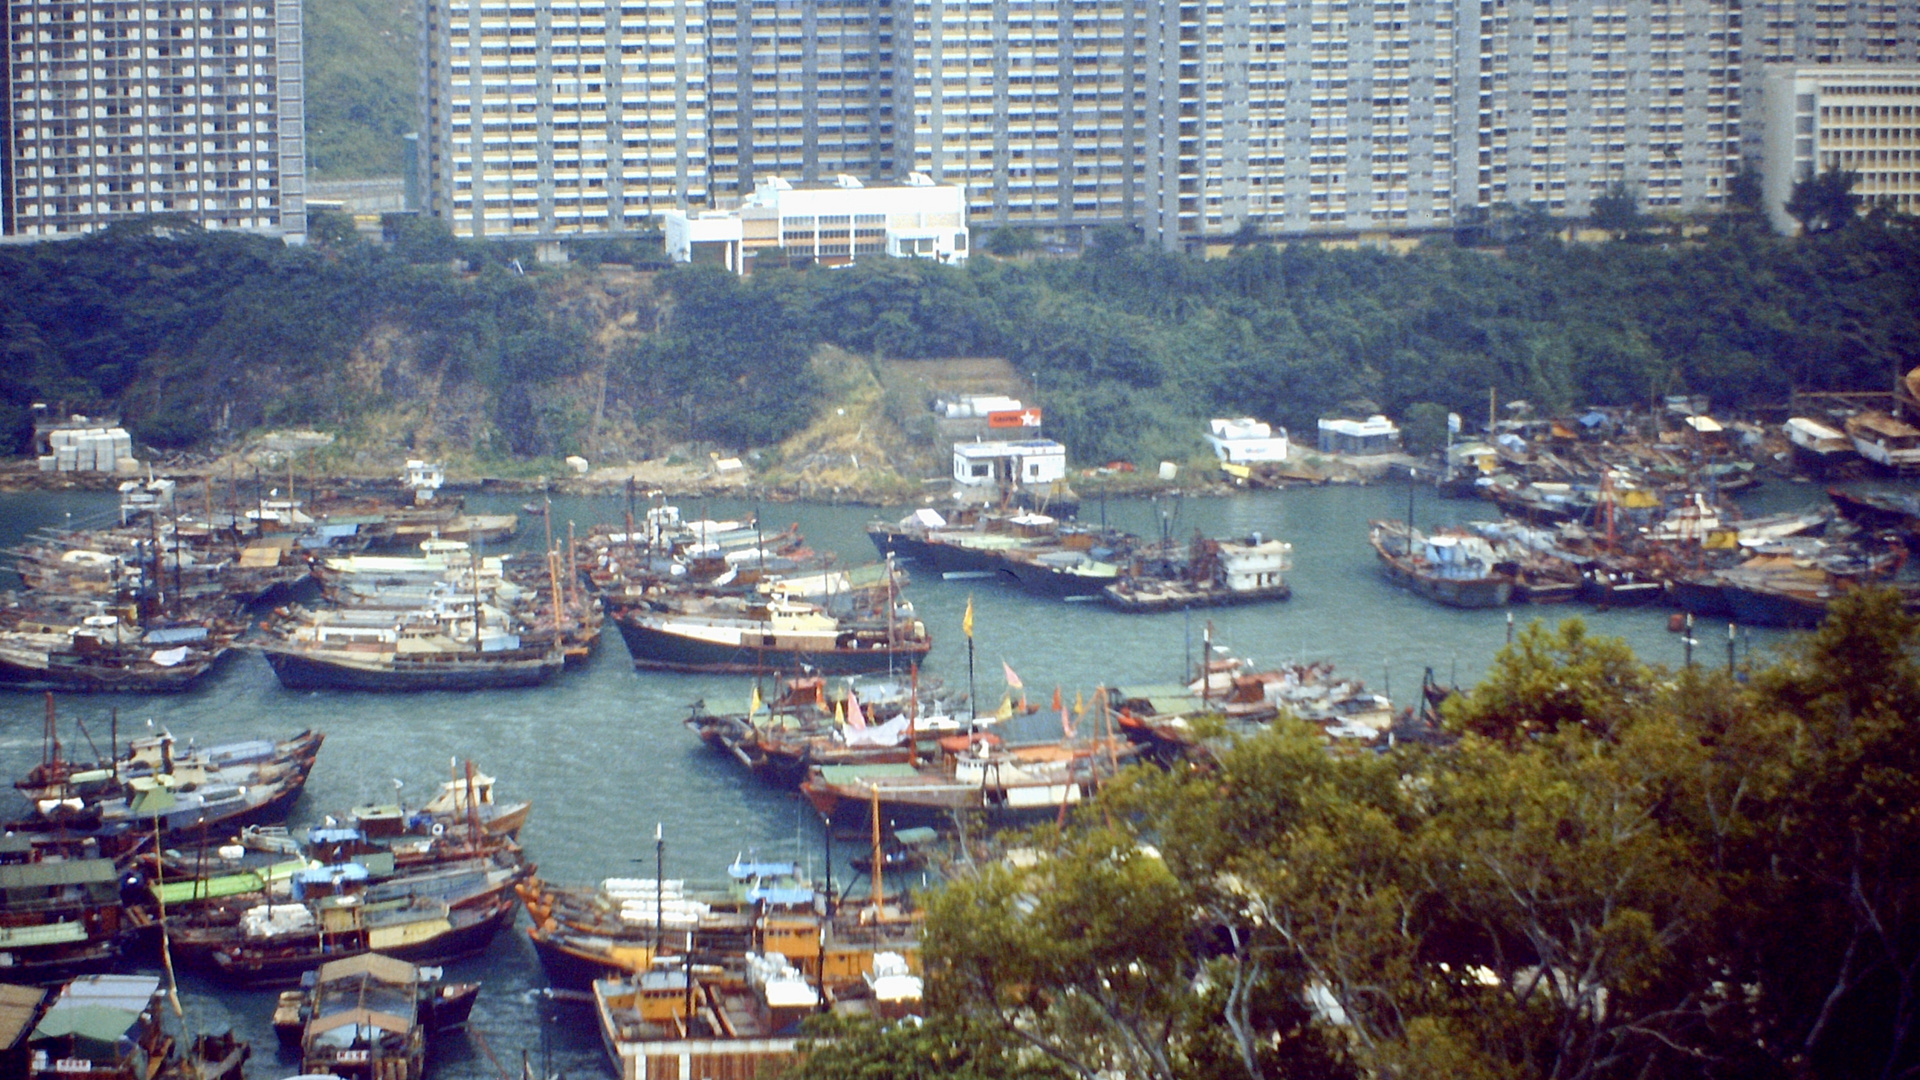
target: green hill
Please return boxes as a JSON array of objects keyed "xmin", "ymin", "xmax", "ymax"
[{"xmin": 304, "ymin": 0, "xmax": 420, "ymax": 179}]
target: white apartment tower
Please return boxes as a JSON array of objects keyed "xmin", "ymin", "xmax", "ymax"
[
  {"xmin": 1742, "ymin": 1, "xmax": 1920, "ymax": 159},
  {"xmin": 420, "ymin": 0, "xmax": 709, "ymax": 237},
  {"xmin": 705, "ymin": 0, "xmax": 898, "ymax": 200},
  {"xmin": 416, "ymin": 0, "xmax": 1920, "ymax": 246},
  {"xmin": 1146, "ymin": 0, "xmax": 1456, "ymax": 244},
  {"xmin": 2, "ymin": 0, "xmax": 307, "ymax": 238},
  {"xmin": 1460, "ymin": 0, "xmax": 1741, "ymax": 220},
  {"xmin": 908, "ymin": 0, "xmax": 1148, "ymax": 234}
]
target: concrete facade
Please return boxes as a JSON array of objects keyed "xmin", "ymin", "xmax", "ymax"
[
  {"xmin": 420, "ymin": 0, "xmax": 709, "ymax": 238},
  {"xmin": 1760, "ymin": 64, "xmax": 1920, "ymax": 233},
  {"xmin": 415, "ymin": 0, "xmax": 1920, "ymax": 247},
  {"xmin": 2, "ymin": 0, "xmax": 307, "ymax": 239},
  {"xmin": 664, "ymin": 172, "xmax": 966, "ymax": 270}
]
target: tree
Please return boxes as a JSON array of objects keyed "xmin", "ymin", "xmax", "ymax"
[
  {"xmin": 782, "ymin": 1014, "xmax": 1070, "ymax": 1080},
  {"xmin": 1726, "ymin": 160, "xmax": 1765, "ymax": 225},
  {"xmin": 1785, "ymin": 169, "xmax": 1863, "ymax": 235},
  {"xmin": 306, "ymin": 208, "xmax": 364, "ymax": 248},
  {"xmin": 1733, "ymin": 587, "xmax": 1920, "ymax": 1079},
  {"xmin": 984, "ymin": 227, "xmax": 1040, "ymax": 257},
  {"xmin": 927, "ymin": 822, "xmax": 1201, "ymax": 1080},
  {"xmin": 1589, "ymin": 182, "xmax": 1644, "ymax": 240}
]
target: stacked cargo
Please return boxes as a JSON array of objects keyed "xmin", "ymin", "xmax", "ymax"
[{"xmin": 38, "ymin": 426, "xmax": 137, "ymax": 473}]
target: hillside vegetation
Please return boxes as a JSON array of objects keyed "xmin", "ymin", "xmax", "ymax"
[
  {"xmin": 304, "ymin": 0, "xmax": 421, "ymax": 178},
  {"xmin": 3, "ymin": 214, "xmax": 1918, "ymax": 478}
]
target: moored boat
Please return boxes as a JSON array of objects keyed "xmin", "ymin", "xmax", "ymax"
[
  {"xmin": 1845, "ymin": 411, "xmax": 1920, "ymax": 474},
  {"xmin": 271, "ymin": 952, "xmax": 480, "ymax": 1077},
  {"xmin": 615, "ymin": 598, "xmax": 931, "ymax": 675},
  {"xmin": 1369, "ymin": 521, "xmax": 1515, "ymax": 609},
  {"xmin": 1786, "ymin": 417, "xmax": 1860, "ymax": 476},
  {"xmin": 1103, "ymin": 533, "xmax": 1293, "ymax": 613}
]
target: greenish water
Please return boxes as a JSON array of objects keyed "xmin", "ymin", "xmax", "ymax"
[{"xmin": 0, "ymin": 482, "xmax": 1819, "ymax": 1078}]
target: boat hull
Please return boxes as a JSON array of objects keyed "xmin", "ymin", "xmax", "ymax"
[
  {"xmin": 1721, "ymin": 583, "xmax": 1829, "ymax": 629},
  {"xmin": 615, "ymin": 617, "xmax": 931, "ymax": 676},
  {"xmin": 994, "ymin": 560, "xmax": 1117, "ymax": 599},
  {"xmin": 1101, "ymin": 581, "xmax": 1291, "ymax": 613},
  {"xmin": 1375, "ymin": 552, "xmax": 1512, "ymax": 608},
  {"xmin": 262, "ymin": 647, "xmax": 564, "ymax": 691},
  {"xmin": 209, "ymin": 896, "xmax": 519, "ymax": 987},
  {"xmin": 1669, "ymin": 577, "xmax": 1732, "ymax": 618}
]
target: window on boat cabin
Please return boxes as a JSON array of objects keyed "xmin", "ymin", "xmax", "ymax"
[{"xmin": 971, "ymin": 464, "xmax": 990, "ymax": 478}]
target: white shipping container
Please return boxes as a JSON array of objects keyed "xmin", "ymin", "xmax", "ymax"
[{"xmin": 37, "ymin": 456, "xmax": 54, "ymax": 472}]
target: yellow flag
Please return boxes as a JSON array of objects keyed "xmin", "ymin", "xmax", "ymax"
[
  {"xmin": 995, "ymin": 693, "xmax": 1013, "ymax": 721},
  {"xmin": 1073, "ymin": 689, "xmax": 1086, "ymax": 716},
  {"xmin": 834, "ymin": 700, "xmax": 846, "ymax": 727},
  {"xmin": 748, "ymin": 684, "xmax": 762, "ymax": 717},
  {"xmin": 962, "ymin": 595, "xmax": 974, "ymax": 639}
]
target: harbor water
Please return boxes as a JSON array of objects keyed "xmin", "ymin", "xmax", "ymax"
[{"xmin": 0, "ymin": 482, "xmax": 1815, "ymax": 1078}]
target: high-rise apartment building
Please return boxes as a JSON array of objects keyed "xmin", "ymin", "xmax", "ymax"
[
  {"xmin": 1742, "ymin": 1, "xmax": 1920, "ymax": 160},
  {"xmin": 2, "ymin": 0, "xmax": 307, "ymax": 239},
  {"xmin": 1460, "ymin": 0, "xmax": 1741, "ymax": 220},
  {"xmin": 415, "ymin": 0, "xmax": 1920, "ymax": 248},
  {"xmin": 1145, "ymin": 0, "xmax": 1456, "ymax": 243},
  {"xmin": 906, "ymin": 0, "xmax": 1146, "ymax": 232},
  {"xmin": 705, "ymin": 0, "xmax": 898, "ymax": 200},
  {"xmin": 420, "ymin": 0, "xmax": 708, "ymax": 237}
]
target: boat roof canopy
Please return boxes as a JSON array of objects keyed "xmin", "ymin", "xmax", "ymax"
[{"xmin": 317, "ymin": 951, "xmax": 419, "ymax": 985}]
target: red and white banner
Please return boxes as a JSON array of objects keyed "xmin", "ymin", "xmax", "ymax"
[{"xmin": 987, "ymin": 408, "xmax": 1044, "ymax": 429}]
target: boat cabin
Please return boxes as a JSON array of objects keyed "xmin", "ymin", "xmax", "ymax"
[{"xmin": 301, "ymin": 953, "xmax": 423, "ymax": 1080}]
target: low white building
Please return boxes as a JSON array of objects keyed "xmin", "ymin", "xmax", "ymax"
[
  {"xmin": 1317, "ymin": 416, "xmax": 1402, "ymax": 456},
  {"xmin": 663, "ymin": 211, "xmax": 747, "ymax": 272},
  {"xmin": 952, "ymin": 440, "xmax": 1067, "ymax": 488},
  {"xmin": 665, "ymin": 174, "xmax": 969, "ymax": 275},
  {"xmin": 1205, "ymin": 418, "xmax": 1290, "ymax": 464},
  {"xmin": 1760, "ymin": 65, "xmax": 1920, "ymax": 234}
]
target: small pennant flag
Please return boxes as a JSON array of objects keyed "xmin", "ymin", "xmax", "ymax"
[
  {"xmin": 846, "ymin": 689, "xmax": 867, "ymax": 731},
  {"xmin": 996, "ymin": 694, "xmax": 1014, "ymax": 722},
  {"xmin": 1061, "ymin": 704, "xmax": 1076, "ymax": 740},
  {"xmin": 748, "ymin": 684, "xmax": 762, "ymax": 718},
  {"xmin": 834, "ymin": 700, "xmax": 846, "ymax": 728},
  {"xmin": 1051, "ymin": 686, "xmax": 1062, "ymax": 712},
  {"xmin": 1002, "ymin": 661, "xmax": 1023, "ymax": 690},
  {"xmin": 1074, "ymin": 689, "xmax": 1086, "ymax": 716},
  {"xmin": 963, "ymin": 595, "xmax": 974, "ymax": 639}
]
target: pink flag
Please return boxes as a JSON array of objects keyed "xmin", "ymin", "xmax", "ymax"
[
  {"xmin": 846, "ymin": 689, "xmax": 867, "ymax": 731},
  {"xmin": 1061, "ymin": 706, "xmax": 1076, "ymax": 740},
  {"xmin": 1002, "ymin": 661, "xmax": 1023, "ymax": 689}
]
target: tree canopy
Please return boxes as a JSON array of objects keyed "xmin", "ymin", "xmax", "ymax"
[
  {"xmin": 786, "ymin": 591, "xmax": 1920, "ymax": 1080},
  {"xmin": 4, "ymin": 210, "xmax": 1918, "ymax": 466}
]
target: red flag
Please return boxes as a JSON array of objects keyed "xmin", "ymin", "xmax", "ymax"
[{"xmin": 1051, "ymin": 685, "xmax": 1062, "ymax": 712}]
